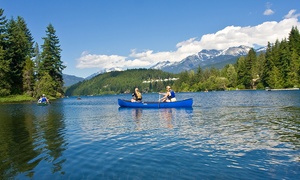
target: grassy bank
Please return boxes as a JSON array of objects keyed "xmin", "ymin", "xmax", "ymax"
[{"xmin": 0, "ymin": 95, "xmax": 36, "ymax": 103}]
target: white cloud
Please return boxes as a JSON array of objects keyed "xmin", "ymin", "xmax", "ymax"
[
  {"xmin": 76, "ymin": 52, "xmax": 127, "ymax": 69},
  {"xmin": 284, "ymin": 9, "xmax": 300, "ymax": 19},
  {"xmin": 263, "ymin": 2, "xmax": 274, "ymax": 16},
  {"xmin": 264, "ymin": 9, "xmax": 274, "ymax": 16},
  {"xmin": 77, "ymin": 10, "xmax": 300, "ymax": 70}
]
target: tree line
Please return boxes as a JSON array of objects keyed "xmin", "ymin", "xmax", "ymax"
[
  {"xmin": 172, "ymin": 27, "xmax": 300, "ymax": 92},
  {"xmin": 0, "ymin": 8, "xmax": 65, "ymax": 98},
  {"xmin": 65, "ymin": 69, "xmax": 177, "ymax": 96}
]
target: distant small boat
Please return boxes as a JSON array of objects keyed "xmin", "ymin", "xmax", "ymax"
[{"xmin": 118, "ymin": 98, "xmax": 193, "ymax": 108}]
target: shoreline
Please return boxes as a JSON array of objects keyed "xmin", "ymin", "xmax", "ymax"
[{"xmin": 265, "ymin": 87, "xmax": 299, "ymax": 91}]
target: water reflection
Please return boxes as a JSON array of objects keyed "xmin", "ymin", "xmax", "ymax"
[
  {"xmin": 187, "ymin": 105, "xmax": 300, "ymax": 161},
  {"xmin": 0, "ymin": 102, "xmax": 67, "ymax": 179},
  {"xmin": 132, "ymin": 108, "xmax": 142, "ymax": 121},
  {"xmin": 118, "ymin": 107, "xmax": 193, "ymax": 130},
  {"xmin": 1, "ymin": 91, "xmax": 300, "ymax": 179},
  {"xmin": 159, "ymin": 108, "xmax": 174, "ymax": 128},
  {"xmin": 132, "ymin": 108, "xmax": 142, "ymax": 130}
]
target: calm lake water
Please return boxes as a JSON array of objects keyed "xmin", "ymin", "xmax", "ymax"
[{"xmin": 0, "ymin": 91, "xmax": 300, "ymax": 179}]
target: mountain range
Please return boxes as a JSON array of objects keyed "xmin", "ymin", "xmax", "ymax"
[
  {"xmin": 63, "ymin": 45, "xmax": 266, "ymax": 86},
  {"xmin": 151, "ymin": 45, "xmax": 266, "ymax": 73}
]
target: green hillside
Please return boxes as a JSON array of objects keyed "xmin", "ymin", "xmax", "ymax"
[
  {"xmin": 200, "ymin": 56, "xmax": 239, "ymax": 70},
  {"xmin": 65, "ymin": 69, "xmax": 178, "ymax": 96}
]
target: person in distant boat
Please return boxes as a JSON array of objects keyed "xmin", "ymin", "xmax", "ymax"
[
  {"xmin": 160, "ymin": 86, "xmax": 176, "ymax": 102},
  {"xmin": 39, "ymin": 94, "xmax": 49, "ymax": 103},
  {"xmin": 131, "ymin": 88, "xmax": 142, "ymax": 102}
]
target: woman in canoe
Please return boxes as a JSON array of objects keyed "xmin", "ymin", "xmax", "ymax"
[
  {"xmin": 160, "ymin": 86, "xmax": 176, "ymax": 102},
  {"xmin": 131, "ymin": 88, "xmax": 142, "ymax": 102}
]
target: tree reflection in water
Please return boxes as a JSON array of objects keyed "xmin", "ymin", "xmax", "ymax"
[{"xmin": 0, "ymin": 103, "xmax": 67, "ymax": 179}]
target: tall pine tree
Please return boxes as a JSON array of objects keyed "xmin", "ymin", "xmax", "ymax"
[
  {"xmin": 0, "ymin": 46, "xmax": 10, "ymax": 96},
  {"xmin": 0, "ymin": 9, "xmax": 7, "ymax": 47},
  {"xmin": 0, "ymin": 9, "xmax": 11, "ymax": 96},
  {"xmin": 39, "ymin": 24, "xmax": 65, "ymax": 97},
  {"xmin": 6, "ymin": 16, "xmax": 34, "ymax": 94}
]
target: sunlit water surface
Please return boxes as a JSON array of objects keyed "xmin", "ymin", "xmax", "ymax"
[{"xmin": 0, "ymin": 91, "xmax": 299, "ymax": 179}]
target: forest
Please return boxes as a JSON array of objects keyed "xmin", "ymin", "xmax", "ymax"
[
  {"xmin": 172, "ymin": 26, "xmax": 300, "ymax": 92},
  {"xmin": 0, "ymin": 8, "xmax": 65, "ymax": 98},
  {"xmin": 66, "ymin": 27, "xmax": 300, "ymax": 96}
]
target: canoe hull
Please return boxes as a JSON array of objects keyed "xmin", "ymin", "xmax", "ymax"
[
  {"xmin": 118, "ymin": 98, "xmax": 193, "ymax": 108},
  {"xmin": 37, "ymin": 102, "xmax": 49, "ymax": 106}
]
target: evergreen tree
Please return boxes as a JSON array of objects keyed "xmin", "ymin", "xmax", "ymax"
[
  {"xmin": 256, "ymin": 53, "xmax": 265, "ymax": 78},
  {"xmin": 245, "ymin": 48, "xmax": 256, "ymax": 89},
  {"xmin": 16, "ymin": 16, "xmax": 34, "ymax": 56},
  {"xmin": 0, "ymin": 9, "xmax": 8, "ymax": 48},
  {"xmin": 22, "ymin": 56, "xmax": 35, "ymax": 96},
  {"xmin": 279, "ymin": 39, "xmax": 290, "ymax": 87},
  {"xmin": 269, "ymin": 66, "xmax": 282, "ymax": 88},
  {"xmin": 35, "ymin": 72, "xmax": 56, "ymax": 96},
  {"xmin": 286, "ymin": 50, "xmax": 300, "ymax": 87},
  {"xmin": 226, "ymin": 64, "xmax": 237, "ymax": 88},
  {"xmin": 40, "ymin": 24, "xmax": 65, "ymax": 97},
  {"xmin": 236, "ymin": 56, "xmax": 246, "ymax": 88},
  {"xmin": 6, "ymin": 16, "xmax": 34, "ymax": 94},
  {"xmin": 0, "ymin": 46, "xmax": 11, "ymax": 96},
  {"xmin": 261, "ymin": 42, "xmax": 273, "ymax": 87},
  {"xmin": 0, "ymin": 9, "xmax": 10, "ymax": 96},
  {"xmin": 288, "ymin": 26, "xmax": 300, "ymax": 55},
  {"xmin": 288, "ymin": 26, "xmax": 300, "ymax": 87}
]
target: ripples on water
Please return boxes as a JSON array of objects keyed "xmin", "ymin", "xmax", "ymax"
[{"xmin": 0, "ymin": 91, "xmax": 299, "ymax": 179}]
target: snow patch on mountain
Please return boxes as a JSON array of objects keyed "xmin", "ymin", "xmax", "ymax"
[
  {"xmin": 220, "ymin": 45, "xmax": 251, "ymax": 56},
  {"xmin": 151, "ymin": 61, "xmax": 173, "ymax": 69},
  {"xmin": 85, "ymin": 67, "xmax": 123, "ymax": 80}
]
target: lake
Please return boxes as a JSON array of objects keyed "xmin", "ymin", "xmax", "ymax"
[{"xmin": 0, "ymin": 90, "xmax": 299, "ymax": 179}]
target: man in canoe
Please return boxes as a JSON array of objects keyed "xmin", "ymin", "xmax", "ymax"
[
  {"xmin": 131, "ymin": 88, "xmax": 142, "ymax": 102},
  {"xmin": 160, "ymin": 86, "xmax": 176, "ymax": 102},
  {"xmin": 38, "ymin": 94, "xmax": 49, "ymax": 104}
]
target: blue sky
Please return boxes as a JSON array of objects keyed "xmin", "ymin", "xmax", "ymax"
[{"xmin": 1, "ymin": 0, "xmax": 300, "ymax": 78}]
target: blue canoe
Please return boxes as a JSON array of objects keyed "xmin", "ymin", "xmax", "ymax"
[{"xmin": 118, "ymin": 98, "xmax": 193, "ymax": 108}]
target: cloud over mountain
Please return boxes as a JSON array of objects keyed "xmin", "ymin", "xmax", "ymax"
[{"xmin": 77, "ymin": 10, "xmax": 300, "ymax": 71}]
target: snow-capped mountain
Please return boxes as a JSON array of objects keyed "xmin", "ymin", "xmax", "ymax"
[
  {"xmin": 151, "ymin": 45, "xmax": 257, "ymax": 73},
  {"xmin": 220, "ymin": 45, "xmax": 251, "ymax": 56},
  {"xmin": 151, "ymin": 61, "xmax": 173, "ymax": 70},
  {"xmin": 85, "ymin": 67, "xmax": 123, "ymax": 80},
  {"xmin": 80, "ymin": 45, "xmax": 266, "ymax": 80}
]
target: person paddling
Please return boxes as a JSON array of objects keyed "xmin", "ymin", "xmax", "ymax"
[
  {"xmin": 131, "ymin": 88, "xmax": 142, "ymax": 102},
  {"xmin": 39, "ymin": 94, "xmax": 49, "ymax": 103},
  {"xmin": 160, "ymin": 86, "xmax": 176, "ymax": 102}
]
